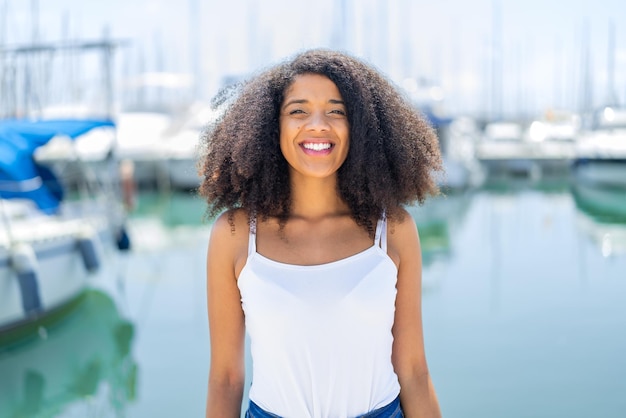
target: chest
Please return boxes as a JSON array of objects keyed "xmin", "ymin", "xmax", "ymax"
[{"xmin": 255, "ymin": 220, "xmax": 374, "ymax": 266}]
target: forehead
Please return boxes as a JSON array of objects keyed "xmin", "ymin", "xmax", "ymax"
[{"xmin": 283, "ymin": 73, "xmax": 343, "ymax": 100}]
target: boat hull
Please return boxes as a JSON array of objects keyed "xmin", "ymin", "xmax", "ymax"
[
  {"xmin": 0, "ymin": 239, "xmax": 91, "ymax": 331},
  {"xmin": 573, "ymin": 159, "xmax": 626, "ymax": 188},
  {"xmin": 0, "ymin": 207, "xmax": 113, "ymax": 333}
]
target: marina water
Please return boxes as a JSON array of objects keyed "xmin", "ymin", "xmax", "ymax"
[{"xmin": 0, "ymin": 181, "xmax": 625, "ymax": 418}]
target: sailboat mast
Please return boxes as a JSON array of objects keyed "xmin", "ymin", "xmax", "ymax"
[
  {"xmin": 606, "ymin": 20, "xmax": 617, "ymax": 106},
  {"xmin": 102, "ymin": 26, "xmax": 113, "ymax": 118},
  {"xmin": 491, "ymin": 0, "xmax": 503, "ymax": 121},
  {"xmin": 189, "ymin": 0, "xmax": 201, "ymax": 100},
  {"xmin": 579, "ymin": 20, "xmax": 593, "ymax": 115}
]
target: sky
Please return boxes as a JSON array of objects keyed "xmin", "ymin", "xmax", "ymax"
[{"xmin": 2, "ymin": 0, "xmax": 626, "ymax": 119}]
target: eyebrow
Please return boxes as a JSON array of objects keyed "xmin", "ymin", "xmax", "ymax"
[{"xmin": 282, "ymin": 98, "xmax": 345, "ymax": 109}]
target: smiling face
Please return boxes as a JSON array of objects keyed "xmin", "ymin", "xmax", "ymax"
[{"xmin": 279, "ymin": 73, "xmax": 350, "ymax": 183}]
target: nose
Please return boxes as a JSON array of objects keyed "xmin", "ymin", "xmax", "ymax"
[{"xmin": 305, "ymin": 111, "xmax": 330, "ymax": 132}]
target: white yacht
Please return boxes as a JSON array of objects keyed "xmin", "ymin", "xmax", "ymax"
[{"xmin": 574, "ymin": 106, "xmax": 626, "ymax": 188}]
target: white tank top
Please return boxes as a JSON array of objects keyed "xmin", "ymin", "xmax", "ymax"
[{"xmin": 238, "ymin": 217, "xmax": 401, "ymax": 418}]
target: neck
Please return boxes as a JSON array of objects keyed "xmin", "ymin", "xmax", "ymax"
[{"xmin": 288, "ymin": 174, "xmax": 350, "ymax": 220}]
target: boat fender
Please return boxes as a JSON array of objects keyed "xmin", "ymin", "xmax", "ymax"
[
  {"xmin": 77, "ymin": 226, "xmax": 101, "ymax": 272},
  {"xmin": 116, "ymin": 224, "xmax": 131, "ymax": 252},
  {"xmin": 10, "ymin": 243, "xmax": 43, "ymax": 316}
]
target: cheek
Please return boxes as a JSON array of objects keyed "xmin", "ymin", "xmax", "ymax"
[
  {"xmin": 340, "ymin": 125, "xmax": 350, "ymax": 146},
  {"xmin": 280, "ymin": 119, "xmax": 302, "ymax": 137},
  {"xmin": 342, "ymin": 139, "xmax": 350, "ymax": 160},
  {"xmin": 338, "ymin": 119, "xmax": 350, "ymax": 135}
]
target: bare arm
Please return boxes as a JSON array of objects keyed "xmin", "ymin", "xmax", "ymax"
[
  {"xmin": 389, "ymin": 210, "xmax": 441, "ymax": 418},
  {"xmin": 205, "ymin": 211, "xmax": 248, "ymax": 418}
]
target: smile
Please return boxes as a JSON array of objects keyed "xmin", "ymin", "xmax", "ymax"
[{"xmin": 301, "ymin": 142, "xmax": 333, "ymax": 151}]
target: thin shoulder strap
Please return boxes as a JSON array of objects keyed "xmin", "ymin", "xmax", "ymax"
[
  {"xmin": 248, "ymin": 216, "xmax": 257, "ymax": 256},
  {"xmin": 374, "ymin": 214, "xmax": 388, "ymax": 252}
]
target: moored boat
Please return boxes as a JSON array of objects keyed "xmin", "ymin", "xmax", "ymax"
[
  {"xmin": 573, "ymin": 106, "xmax": 626, "ymax": 188},
  {"xmin": 477, "ymin": 119, "xmax": 576, "ymax": 179},
  {"xmin": 0, "ymin": 119, "xmax": 130, "ymax": 332}
]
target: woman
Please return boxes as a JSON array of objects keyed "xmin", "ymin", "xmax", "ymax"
[{"xmin": 199, "ymin": 49, "xmax": 442, "ymax": 418}]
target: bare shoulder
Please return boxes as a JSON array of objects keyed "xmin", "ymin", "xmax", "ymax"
[
  {"xmin": 208, "ymin": 208, "xmax": 251, "ymax": 277},
  {"xmin": 210, "ymin": 208, "xmax": 250, "ymax": 238},
  {"xmin": 386, "ymin": 207, "xmax": 420, "ymax": 268}
]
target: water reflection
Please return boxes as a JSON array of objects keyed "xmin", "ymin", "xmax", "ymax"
[
  {"xmin": 0, "ymin": 290, "xmax": 137, "ymax": 418},
  {"xmin": 421, "ymin": 180, "xmax": 626, "ymax": 418},
  {"xmin": 572, "ymin": 182, "xmax": 626, "ymax": 256},
  {"xmin": 130, "ymin": 191, "xmax": 207, "ymax": 227},
  {"xmin": 125, "ymin": 191, "xmax": 211, "ymax": 253},
  {"xmin": 408, "ymin": 191, "xmax": 473, "ymax": 291}
]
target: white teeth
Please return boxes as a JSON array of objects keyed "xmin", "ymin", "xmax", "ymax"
[{"xmin": 303, "ymin": 143, "xmax": 331, "ymax": 151}]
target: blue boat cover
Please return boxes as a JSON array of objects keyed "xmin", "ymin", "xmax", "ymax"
[{"xmin": 0, "ymin": 119, "xmax": 115, "ymax": 214}]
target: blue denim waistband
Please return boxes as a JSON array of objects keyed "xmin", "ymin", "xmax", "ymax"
[{"xmin": 245, "ymin": 395, "xmax": 403, "ymax": 418}]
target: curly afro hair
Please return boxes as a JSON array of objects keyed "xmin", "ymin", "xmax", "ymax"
[{"xmin": 198, "ymin": 49, "xmax": 442, "ymax": 236}]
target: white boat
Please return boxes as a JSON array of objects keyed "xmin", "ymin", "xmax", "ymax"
[
  {"xmin": 442, "ymin": 117, "xmax": 485, "ymax": 188},
  {"xmin": 40, "ymin": 111, "xmax": 181, "ymax": 190},
  {"xmin": 159, "ymin": 102, "xmax": 225, "ymax": 190},
  {"xmin": 526, "ymin": 110, "xmax": 581, "ymax": 143},
  {"xmin": 114, "ymin": 111, "xmax": 174, "ymax": 188},
  {"xmin": 476, "ymin": 121, "xmax": 528, "ymax": 175},
  {"xmin": 0, "ymin": 119, "xmax": 130, "ymax": 332},
  {"xmin": 31, "ymin": 121, "xmax": 119, "ymax": 191},
  {"xmin": 477, "ymin": 119, "xmax": 576, "ymax": 178},
  {"xmin": 574, "ymin": 107, "xmax": 626, "ymax": 188}
]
